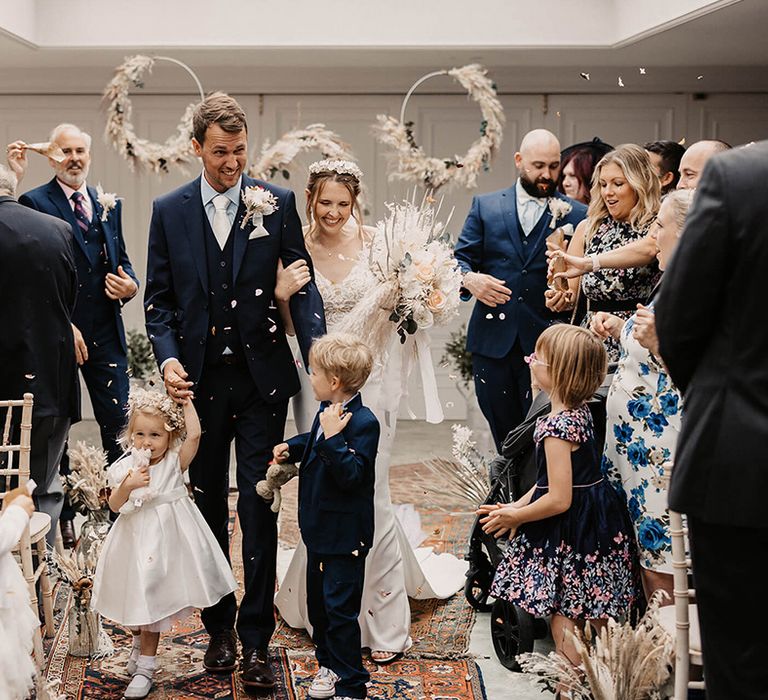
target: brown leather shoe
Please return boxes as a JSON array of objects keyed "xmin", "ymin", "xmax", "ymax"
[
  {"xmin": 240, "ymin": 648, "xmax": 275, "ymax": 689},
  {"xmin": 203, "ymin": 630, "xmax": 237, "ymax": 673},
  {"xmin": 60, "ymin": 519, "xmax": 76, "ymax": 549}
]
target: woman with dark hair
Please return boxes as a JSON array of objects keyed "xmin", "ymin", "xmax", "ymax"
[{"xmin": 557, "ymin": 137, "xmax": 613, "ymax": 205}]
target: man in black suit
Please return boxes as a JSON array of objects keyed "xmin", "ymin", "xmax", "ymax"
[
  {"xmin": 144, "ymin": 92, "xmax": 325, "ymax": 688},
  {"xmin": 7, "ymin": 125, "xmax": 140, "ymax": 544},
  {"xmin": 0, "ymin": 164, "xmax": 80, "ymax": 544},
  {"xmin": 655, "ymin": 140, "xmax": 768, "ymax": 700}
]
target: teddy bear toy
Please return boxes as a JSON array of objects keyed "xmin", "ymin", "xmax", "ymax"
[
  {"xmin": 256, "ymin": 460, "xmax": 299, "ymax": 513},
  {"xmin": 108, "ymin": 447, "xmax": 154, "ymax": 514}
]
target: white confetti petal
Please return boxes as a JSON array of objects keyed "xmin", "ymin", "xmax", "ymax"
[
  {"xmin": 499, "ymin": 312, "xmax": 506, "ymax": 320},
  {"xmin": 24, "ymin": 373, "xmax": 35, "ymax": 380},
  {"xmin": 255, "ymin": 289, "xmax": 263, "ymax": 296},
  {"xmin": 639, "ymin": 67, "xmax": 646, "ymax": 74},
  {"xmin": 485, "ymin": 313, "xmax": 493, "ymax": 319},
  {"xmin": 697, "ymin": 74, "xmax": 704, "ymax": 80},
  {"xmin": 269, "ymin": 324, "xmax": 277, "ymax": 333},
  {"xmin": 580, "ymin": 72, "xmax": 590, "ymax": 81},
  {"xmin": 231, "ymin": 300, "xmax": 237, "ymax": 308},
  {"xmin": 618, "ymin": 76, "xmax": 625, "ymax": 87}
]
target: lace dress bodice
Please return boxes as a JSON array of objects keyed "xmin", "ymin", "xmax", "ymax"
[{"xmin": 315, "ymin": 250, "xmax": 378, "ymax": 331}]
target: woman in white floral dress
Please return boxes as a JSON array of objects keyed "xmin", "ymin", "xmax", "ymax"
[
  {"xmin": 593, "ymin": 190, "xmax": 694, "ymax": 603},
  {"xmin": 273, "ymin": 160, "xmax": 465, "ymax": 663}
]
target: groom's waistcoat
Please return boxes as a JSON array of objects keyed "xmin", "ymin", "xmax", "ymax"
[{"xmin": 202, "ymin": 212, "xmax": 245, "ymax": 365}]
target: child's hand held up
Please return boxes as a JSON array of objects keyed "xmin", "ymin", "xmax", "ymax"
[{"xmin": 319, "ymin": 403, "xmax": 352, "ymax": 439}]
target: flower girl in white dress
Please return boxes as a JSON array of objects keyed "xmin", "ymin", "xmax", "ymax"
[
  {"xmin": 0, "ymin": 488, "xmax": 38, "ymax": 700},
  {"xmin": 274, "ymin": 160, "xmax": 466, "ymax": 664},
  {"xmin": 91, "ymin": 389, "xmax": 237, "ymax": 699}
]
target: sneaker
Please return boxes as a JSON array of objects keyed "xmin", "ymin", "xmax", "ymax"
[
  {"xmin": 308, "ymin": 666, "xmax": 340, "ymax": 699},
  {"xmin": 123, "ymin": 669, "xmax": 153, "ymax": 699}
]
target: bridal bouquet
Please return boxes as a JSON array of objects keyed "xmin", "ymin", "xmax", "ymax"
[{"xmin": 337, "ymin": 195, "xmax": 461, "ymax": 351}]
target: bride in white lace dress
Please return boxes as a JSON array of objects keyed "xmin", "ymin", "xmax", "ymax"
[{"xmin": 273, "ymin": 160, "xmax": 465, "ymax": 663}]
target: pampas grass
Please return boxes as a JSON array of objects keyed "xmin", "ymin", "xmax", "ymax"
[
  {"xmin": 517, "ymin": 593, "xmax": 674, "ymax": 699},
  {"xmin": 418, "ymin": 425, "xmax": 492, "ymax": 511},
  {"xmin": 63, "ymin": 441, "xmax": 108, "ymax": 513}
]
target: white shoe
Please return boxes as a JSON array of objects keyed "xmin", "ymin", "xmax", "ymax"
[
  {"xmin": 123, "ymin": 669, "xmax": 153, "ymax": 699},
  {"xmin": 308, "ymin": 666, "xmax": 340, "ymax": 699}
]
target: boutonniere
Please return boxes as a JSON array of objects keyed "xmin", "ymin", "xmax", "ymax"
[
  {"xmin": 241, "ymin": 186, "xmax": 278, "ymax": 238},
  {"xmin": 548, "ymin": 197, "xmax": 572, "ymax": 229},
  {"xmin": 96, "ymin": 183, "xmax": 118, "ymax": 222}
]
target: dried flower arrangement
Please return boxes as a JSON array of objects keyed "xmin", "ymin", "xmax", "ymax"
[
  {"xmin": 374, "ymin": 63, "xmax": 505, "ymax": 191},
  {"xmin": 102, "ymin": 55, "xmax": 202, "ymax": 174},
  {"xmin": 517, "ymin": 593, "xmax": 673, "ymax": 699},
  {"xmin": 63, "ymin": 441, "xmax": 109, "ymax": 514},
  {"xmin": 419, "ymin": 424, "xmax": 491, "ymax": 510}
]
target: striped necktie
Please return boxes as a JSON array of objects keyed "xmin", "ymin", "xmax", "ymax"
[{"xmin": 70, "ymin": 191, "xmax": 90, "ymax": 235}]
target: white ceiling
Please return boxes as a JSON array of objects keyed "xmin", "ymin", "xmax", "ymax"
[{"xmin": 0, "ymin": 0, "xmax": 766, "ymax": 93}]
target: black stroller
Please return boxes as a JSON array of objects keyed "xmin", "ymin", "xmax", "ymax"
[{"xmin": 463, "ymin": 370, "xmax": 613, "ymax": 671}]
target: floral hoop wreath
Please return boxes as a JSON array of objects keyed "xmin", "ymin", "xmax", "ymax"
[
  {"xmin": 248, "ymin": 123, "xmax": 369, "ymax": 212},
  {"xmin": 103, "ymin": 55, "xmax": 205, "ymax": 174},
  {"xmin": 373, "ymin": 63, "xmax": 505, "ymax": 191}
]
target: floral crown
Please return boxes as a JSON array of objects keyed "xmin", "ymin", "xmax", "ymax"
[
  {"xmin": 127, "ymin": 388, "xmax": 185, "ymax": 433},
  {"xmin": 308, "ymin": 159, "xmax": 363, "ymax": 180}
]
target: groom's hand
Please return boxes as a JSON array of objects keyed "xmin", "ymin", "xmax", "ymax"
[
  {"xmin": 463, "ymin": 271, "xmax": 511, "ymax": 308},
  {"xmin": 163, "ymin": 360, "xmax": 194, "ymax": 405}
]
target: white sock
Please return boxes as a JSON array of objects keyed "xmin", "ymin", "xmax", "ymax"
[{"xmin": 137, "ymin": 655, "xmax": 156, "ymax": 673}]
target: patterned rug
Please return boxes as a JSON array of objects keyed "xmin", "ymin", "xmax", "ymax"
[{"xmin": 44, "ymin": 467, "xmax": 484, "ymax": 699}]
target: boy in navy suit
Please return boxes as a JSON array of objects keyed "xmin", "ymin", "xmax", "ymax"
[{"xmin": 273, "ymin": 333, "xmax": 379, "ymax": 700}]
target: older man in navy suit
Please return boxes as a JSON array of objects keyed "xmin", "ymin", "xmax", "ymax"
[
  {"xmin": 8, "ymin": 124, "xmax": 139, "ymax": 545},
  {"xmin": 454, "ymin": 129, "xmax": 587, "ymax": 450},
  {"xmin": 144, "ymin": 92, "xmax": 325, "ymax": 689}
]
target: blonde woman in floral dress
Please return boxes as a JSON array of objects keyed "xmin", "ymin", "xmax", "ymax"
[
  {"xmin": 547, "ymin": 144, "xmax": 661, "ymax": 361},
  {"xmin": 273, "ymin": 160, "xmax": 465, "ymax": 668}
]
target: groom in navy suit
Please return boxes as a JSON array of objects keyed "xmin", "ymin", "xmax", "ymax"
[
  {"xmin": 144, "ymin": 92, "xmax": 325, "ymax": 689},
  {"xmin": 454, "ymin": 129, "xmax": 587, "ymax": 450}
]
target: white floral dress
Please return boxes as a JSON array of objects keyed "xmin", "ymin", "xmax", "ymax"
[{"xmin": 601, "ymin": 307, "xmax": 683, "ymax": 573}]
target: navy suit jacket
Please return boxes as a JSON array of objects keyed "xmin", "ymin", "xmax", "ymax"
[
  {"xmin": 19, "ymin": 178, "xmax": 139, "ymax": 353},
  {"xmin": 454, "ymin": 188, "xmax": 587, "ymax": 358},
  {"xmin": 286, "ymin": 394, "xmax": 379, "ymax": 556},
  {"xmin": 144, "ymin": 175, "xmax": 326, "ymax": 401}
]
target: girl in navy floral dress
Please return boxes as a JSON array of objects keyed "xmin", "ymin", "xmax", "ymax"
[{"xmin": 479, "ymin": 324, "xmax": 640, "ymax": 669}]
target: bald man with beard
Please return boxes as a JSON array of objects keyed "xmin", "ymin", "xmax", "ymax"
[{"xmin": 454, "ymin": 129, "xmax": 588, "ymax": 450}]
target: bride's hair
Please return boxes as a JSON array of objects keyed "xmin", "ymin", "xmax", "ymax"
[{"xmin": 305, "ymin": 169, "xmax": 364, "ymax": 243}]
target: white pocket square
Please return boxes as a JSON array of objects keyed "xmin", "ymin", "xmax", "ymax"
[{"xmin": 248, "ymin": 226, "xmax": 270, "ymax": 240}]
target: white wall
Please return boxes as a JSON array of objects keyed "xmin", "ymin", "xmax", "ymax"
[{"xmin": 3, "ymin": 89, "xmax": 767, "ymax": 419}]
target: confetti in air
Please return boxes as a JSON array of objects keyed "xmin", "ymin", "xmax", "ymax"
[
  {"xmin": 485, "ymin": 313, "xmax": 493, "ymax": 320},
  {"xmin": 255, "ymin": 289, "xmax": 263, "ymax": 296},
  {"xmin": 580, "ymin": 72, "xmax": 590, "ymax": 81},
  {"xmin": 697, "ymin": 75, "xmax": 704, "ymax": 80},
  {"xmin": 639, "ymin": 67, "xmax": 646, "ymax": 75},
  {"xmin": 618, "ymin": 76, "xmax": 625, "ymax": 87}
]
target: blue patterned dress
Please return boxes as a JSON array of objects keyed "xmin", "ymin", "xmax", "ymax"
[
  {"xmin": 490, "ymin": 404, "xmax": 640, "ymax": 620},
  {"xmin": 601, "ymin": 306, "xmax": 683, "ymax": 574}
]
